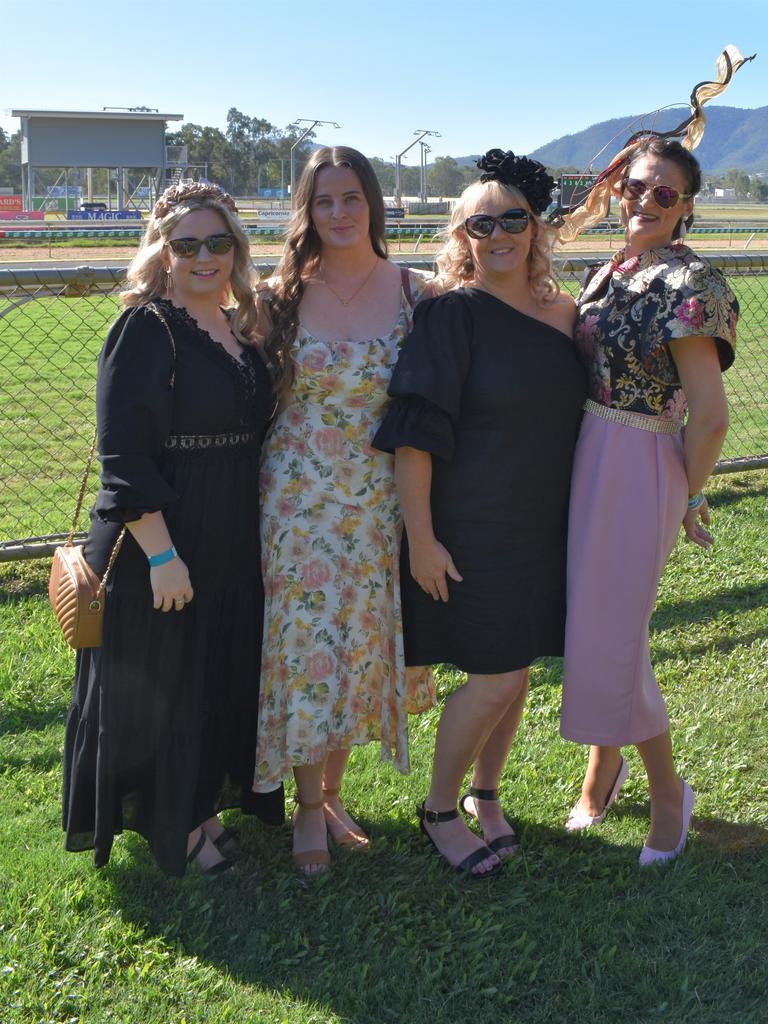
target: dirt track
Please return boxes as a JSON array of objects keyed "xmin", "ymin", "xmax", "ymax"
[{"xmin": 1, "ymin": 235, "xmax": 765, "ymax": 266}]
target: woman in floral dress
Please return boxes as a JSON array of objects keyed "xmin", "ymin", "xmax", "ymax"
[{"xmin": 254, "ymin": 147, "xmax": 434, "ymax": 873}]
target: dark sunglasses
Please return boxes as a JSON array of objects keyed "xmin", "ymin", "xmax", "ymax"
[
  {"xmin": 464, "ymin": 208, "xmax": 530, "ymax": 239},
  {"xmin": 166, "ymin": 232, "xmax": 235, "ymax": 258},
  {"xmin": 620, "ymin": 178, "xmax": 692, "ymax": 209}
]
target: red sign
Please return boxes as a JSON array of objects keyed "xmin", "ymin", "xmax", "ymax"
[
  {"xmin": 2, "ymin": 211, "xmax": 45, "ymax": 221},
  {"xmin": 0, "ymin": 195, "xmax": 24, "ymax": 211}
]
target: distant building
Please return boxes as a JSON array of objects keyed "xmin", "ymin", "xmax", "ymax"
[{"xmin": 714, "ymin": 187, "xmax": 737, "ymax": 199}]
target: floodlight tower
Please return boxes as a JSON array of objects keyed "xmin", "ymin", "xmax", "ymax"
[
  {"xmin": 290, "ymin": 119, "xmax": 341, "ymax": 207},
  {"xmin": 419, "ymin": 141, "xmax": 432, "ymax": 202},
  {"xmin": 395, "ymin": 129, "xmax": 441, "ymax": 207}
]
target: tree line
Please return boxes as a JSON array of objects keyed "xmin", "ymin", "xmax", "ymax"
[{"xmin": 1, "ymin": 112, "xmax": 766, "ymax": 200}]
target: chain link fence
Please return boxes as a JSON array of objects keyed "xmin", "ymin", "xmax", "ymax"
[{"xmin": 2, "ymin": 256, "xmax": 767, "ymax": 562}]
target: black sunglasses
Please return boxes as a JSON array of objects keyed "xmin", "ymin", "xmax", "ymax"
[
  {"xmin": 620, "ymin": 178, "xmax": 692, "ymax": 210},
  {"xmin": 167, "ymin": 232, "xmax": 235, "ymax": 258},
  {"xmin": 464, "ymin": 208, "xmax": 530, "ymax": 239}
]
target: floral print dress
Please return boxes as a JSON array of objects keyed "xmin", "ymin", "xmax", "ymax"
[{"xmin": 255, "ymin": 272, "xmax": 435, "ymax": 785}]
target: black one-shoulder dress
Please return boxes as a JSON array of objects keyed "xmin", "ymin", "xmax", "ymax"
[
  {"xmin": 374, "ymin": 288, "xmax": 587, "ymax": 675},
  {"xmin": 62, "ymin": 301, "xmax": 283, "ymax": 877}
]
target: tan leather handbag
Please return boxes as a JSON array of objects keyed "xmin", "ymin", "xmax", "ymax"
[{"xmin": 48, "ymin": 431, "xmax": 125, "ymax": 649}]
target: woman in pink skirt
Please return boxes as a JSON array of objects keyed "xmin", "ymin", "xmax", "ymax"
[{"xmin": 560, "ymin": 137, "xmax": 738, "ymax": 865}]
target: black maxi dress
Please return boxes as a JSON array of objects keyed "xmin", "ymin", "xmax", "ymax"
[
  {"xmin": 62, "ymin": 300, "xmax": 283, "ymax": 877},
  {"xmin": 373, "ymin": 288, "xmax": 587, "ymax": 675}
]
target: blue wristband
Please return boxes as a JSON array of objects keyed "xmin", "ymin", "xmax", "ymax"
[
  {"xmin": 147, "ymin": 545, "xmax": 177, "ymax": 567},
  {"xmin": 687, "ymin": 493, "xmax": 705, "ymax": 511}
]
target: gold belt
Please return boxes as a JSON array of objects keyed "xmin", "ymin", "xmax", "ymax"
[{"xmin": 583, "ymin": 399, "xmax": 682, "ymax": 435}]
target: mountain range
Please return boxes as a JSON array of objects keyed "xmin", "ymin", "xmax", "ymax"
[
  {"xmin": 458, "ymin": 107, "xmax": 768, "ymax": 174},
  {"xmin": 530, "ymin": 106, "xmax": 768, "ymax": 173}
]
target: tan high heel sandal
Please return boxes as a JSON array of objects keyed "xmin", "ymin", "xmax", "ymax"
[
  {"xmin": 292, "ymin": 797, "xmax": 331, "ymax": 872},
  {"xmin": 322, "ymin": 787, "xmax": 370, "ymax": 850}
]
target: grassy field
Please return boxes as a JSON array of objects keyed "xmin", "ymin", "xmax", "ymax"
[
  {"xmin": 1, "ymin": 273, "xmax": 767, "ymax": 548},
  {"xmin": 1, "ymin": 469, "xmax": 766, "ymax": 1023}
]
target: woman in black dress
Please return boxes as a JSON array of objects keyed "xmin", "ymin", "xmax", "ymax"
[
  {"xmin": 62, "ymin": 181, "xmax": 283, "ymax": 877},
  {"xmin": 374, "ymin": 150, "xmax": 586, "ymax": 877}
]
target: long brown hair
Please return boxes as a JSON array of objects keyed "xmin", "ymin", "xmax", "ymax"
[{"xmin": 261, "ymin": 146, "xmax": 388, "ymax": 397}]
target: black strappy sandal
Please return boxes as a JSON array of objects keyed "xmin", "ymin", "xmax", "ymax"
[
  {"xmin": 211, "ymin": 826, "xmax": 240, "ymax": 858},
  {"xmin": 416, "ymin": 802, "xmax": 502, "ymax": 879},
  {"xmin": 186, "ymin": 829, "xmax": 235, "ymax": 876},
  {"xmin": 459, "ymin": 786, "xmax": 521, "ymax": 857}
]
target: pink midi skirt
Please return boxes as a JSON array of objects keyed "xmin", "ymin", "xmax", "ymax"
[{"xmin": 560, "ymin": 409, "xmax": 688, "ymax": 747}]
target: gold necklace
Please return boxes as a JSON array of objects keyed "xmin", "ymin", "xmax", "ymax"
[{"xmin": 321, "ymin": 257, "xmax": 379, "ymax": 306}]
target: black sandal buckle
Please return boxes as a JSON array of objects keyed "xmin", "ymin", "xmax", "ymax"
[{"xmin": 418, "ymin": 803, "xmax": 458, "ymax": 825}]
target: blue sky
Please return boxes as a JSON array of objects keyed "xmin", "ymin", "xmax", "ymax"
[{"xmin": 2, "ymin": 0, "xmax": 766, "ymax": 166}]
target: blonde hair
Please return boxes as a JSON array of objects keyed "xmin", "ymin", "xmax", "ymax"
[
  {"xmin": 433, "ymin": 179, "xmax": 559, "ymax": 304},
  {"xmin": 121, "ymin": 183, "xmax": 259, "ymax": 341}
]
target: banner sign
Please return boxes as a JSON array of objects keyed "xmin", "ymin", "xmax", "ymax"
[
  {"xmin": 66, "ymin": 210, "xmax": 143, "ymax": 221},
  {"xmin": 1, "ymin": 211, "xmax": 45, "ymax": 221},
  {"xmin": 385, "ymin": 207, "xmax": 406, "ymax": 219},
  {"xmin": 0, "ymin": 195, "xmax": 24, "ymax": 211},
  {"xmin": 255, "ymin": 209, "xmax": 291, "ymax": 222},
  {"xmin": 46, "ymin": 186, "xmax": 83, "ymax": 198}
]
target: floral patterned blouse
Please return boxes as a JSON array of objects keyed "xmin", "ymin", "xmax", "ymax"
[{"xmin": 574, "ymin": 243, "xmax": 738, "ymax": 418}]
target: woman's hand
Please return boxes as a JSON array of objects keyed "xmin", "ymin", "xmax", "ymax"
[
  {"xmin": 150, "ymin": 558, "xmax": 194, "ymax": 611},
  {"xmin": 410, "ymin": 538, "xmax": 463, "ymax": 602},
  {"xmin": 682, "ymin": 497, "xmax": 714, "ymax": 549}
]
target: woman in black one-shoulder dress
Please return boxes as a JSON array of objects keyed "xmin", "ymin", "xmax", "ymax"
[
  {"xmin": 62, "ymin": 182, "xmax": 283, "ymax": 878},
  {"xmin": 374, "ymin": 150, "xmax": 586, "ymax": 878}
]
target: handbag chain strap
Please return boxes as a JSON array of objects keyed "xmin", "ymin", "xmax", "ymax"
[
  {"xmin": 66, "ymin": 427, "xmax": 99, "ymax": 545},
  {"xmin": 147, "ymin": 301, "xmax": 177, "ymax": 387},
  {"xmin": 64, "ymin": 302, "xmax": 178, "ymax": 585}
]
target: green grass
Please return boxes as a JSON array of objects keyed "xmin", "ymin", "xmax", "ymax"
[{"xmin": 1, "ymin": 471, "xmax": 767, "ymax": 1023}]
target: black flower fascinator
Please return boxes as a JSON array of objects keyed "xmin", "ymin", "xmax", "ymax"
[{"xmin": 476, "ymin": 149, "xmax": 556, "ymax": 216}]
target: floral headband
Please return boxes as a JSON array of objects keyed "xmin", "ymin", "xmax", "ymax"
[
  {"xmin": 152, "ymin": 180, "xmax": 239, "ymax": 220},
  {"xmin": 476, "ymin": 149, "xmax": 556, "ymax": 216}
]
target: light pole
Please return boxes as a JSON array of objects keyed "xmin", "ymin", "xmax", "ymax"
[
  {"xmin": 419, "ymin": 141, "xmax": 432, "ymax": 202},
  {"xmin": 290, "ymin": 118, "xmax": 341, "ymax": 208},
  {"xmin": 395, "ymin": 129, "xmax": 441, "ymax": 207}
]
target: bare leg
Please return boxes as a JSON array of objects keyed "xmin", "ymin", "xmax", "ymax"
[
  {"xmin": 423, "ymin": 669, "xmax": 528, "ymax": 875},
  {"xmin": 322, "ymin": 748, "xmax": 369, "ymax": 846},
  {"xmin": 636, "ymin": 729, "xmax": 684, "ymax": 851},
  {"xmin": 575, "ymin": 745, "xmax": 624, "ymax": 818},
  {"xmin": 293, "ymin": 761, "xmax": 329, "ymax": 875},
  {"xmin": 201, "ymin": 814, "xmax": 226, "ymax": 842},
  {"xmin": 462, "ymin": 670, "xmax": 529, "ymax": 857}
]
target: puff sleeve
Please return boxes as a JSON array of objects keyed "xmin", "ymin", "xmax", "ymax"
[
  {"xmin": 652, "ymin": 257, "xmax": 738, "ymax": 371},
  {"xmin": 372, "ymin": 291, "xmax": 473, "ymax": 461},
  {"xmin": 93, "ymin": 306, "xmax": 179, "ymax": 523}
]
